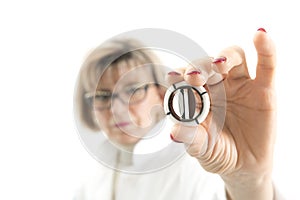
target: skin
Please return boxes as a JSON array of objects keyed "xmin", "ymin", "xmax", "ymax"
[
  {"xmin": 94, "ymin": 62, "xmax": 164, "ymax": 148},
  {"xmin": 168, "ymin": 30, "xmax": 276, "ymax": 200}
]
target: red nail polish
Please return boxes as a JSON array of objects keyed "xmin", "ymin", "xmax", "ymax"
[
  {"xmin": 168, "ymin": 71, "xmax": 181, "ymax": 76},
  {"xmin": 170, "ymin": 134, "xmax": 183, "ymax": 143},
  {"xmin": 213, "ymin": 57, "xmax": 227, "ymax": 64},
  {"xmin": 257, "ymin": 28, "xmax": 267, "ymax": 33},
  {"xmin": 187, "ymin": 70, "xmax": 201, "ymax": 75}
]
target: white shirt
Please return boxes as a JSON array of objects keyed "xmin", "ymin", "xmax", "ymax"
[
  {"xmin": 75, "ymin": 119, "xmax": 227, "ymax": 200},
  {"xmin": 74, "ymin": 153, "xmax": 227, "ymax": 200},
  {"xmin": 74, "ymin": 119, "xmax": 284, "ymax": 200}
]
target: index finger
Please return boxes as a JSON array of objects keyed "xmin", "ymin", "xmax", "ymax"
[{"xmin": 184, "ymin": 57, "xmax": 224, "ymax": 86}]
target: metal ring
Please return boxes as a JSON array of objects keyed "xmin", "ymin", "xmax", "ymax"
[{"xmin": 164, "ymin": 81, "xmax": 210, "ymax": 126}]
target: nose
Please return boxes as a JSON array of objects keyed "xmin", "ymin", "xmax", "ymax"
[{"xmin": 110, "ymin": 96, "xmax": 128, "ymax": 116}]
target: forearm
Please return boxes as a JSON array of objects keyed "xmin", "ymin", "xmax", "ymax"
[{"xmin": 223, "ymin": 173, "xmax": 274, "ymax": 200}]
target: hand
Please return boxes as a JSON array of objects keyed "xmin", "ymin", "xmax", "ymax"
[{"xmin": 167, "ymin": 29, "xmax": 276, "ymax": 200}]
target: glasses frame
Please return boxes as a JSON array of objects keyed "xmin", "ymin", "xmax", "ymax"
[{"xmin": 85, "ymin": 83, "xmax": 158, "ymax": 111}]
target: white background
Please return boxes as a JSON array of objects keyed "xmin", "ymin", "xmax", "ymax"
[{"xmin": 0, "ymin": 0, "xmax": 299, "ymax": 199}]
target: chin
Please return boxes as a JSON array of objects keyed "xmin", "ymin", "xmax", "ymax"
[
  {"xmin": 109, "ymin": 132, "xmax": 140, "ymax": 148},
  {"xmin": 119, "ymin": 135, "xmax": 140, "ymax": 146}
]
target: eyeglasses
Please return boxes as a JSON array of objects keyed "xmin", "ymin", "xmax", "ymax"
[{"xmin": 85, "ymin": 83, "xmax": 155, "ymax": 110}]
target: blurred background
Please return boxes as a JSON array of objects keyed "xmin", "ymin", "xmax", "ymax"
[{"xmin": 0, "ymin": 0, "xmax": 298, "ymax": 199}]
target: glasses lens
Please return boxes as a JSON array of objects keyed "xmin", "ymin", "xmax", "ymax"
[
  {"xmin": 92, "ymin": 91, "xmax": 112, "ymax": 110},
  {"xmin": 88, "ymin": 84, "xmax": 149, "ymax": 110},
  {"xmin": 127, "ymin": 84, "xmax": 148, "ymax": 104}
]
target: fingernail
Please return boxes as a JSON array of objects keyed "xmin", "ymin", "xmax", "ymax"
[
  {"xmin": 170, "ymin": 134, "xmax": 183, "ymax": 143},
  {"xmin": 257, "ymin": 28, "xmax": 267, "ymax": 33},
  {"xmin": 212, "ymin": 57, "xmax": 227, "ymax": 64},
  {"xmin": 186, "ymin": 70, "xmax": 201, "ymax": 75},
  {"xmin": 168, "ymin": 71, "xmax": 181, "ymax": 76}
]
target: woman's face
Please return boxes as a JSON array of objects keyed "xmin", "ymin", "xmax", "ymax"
[{"xmin": 93, "ymin": 61, "xmax": 164, "ymax": 147}]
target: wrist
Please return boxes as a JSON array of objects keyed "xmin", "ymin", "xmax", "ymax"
[{"xmin": 222, "ymin": 172, "xmax": 273, "ymax": 200}]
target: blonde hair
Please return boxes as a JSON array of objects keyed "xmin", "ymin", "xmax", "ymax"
[{"xmin": 74, "ymin": 39, "xmax": 166, "ymax": 131}]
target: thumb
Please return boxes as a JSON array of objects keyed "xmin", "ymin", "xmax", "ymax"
[{"xmin": 254, "ymin": 28, "xmax": 277, "ymax": 87}]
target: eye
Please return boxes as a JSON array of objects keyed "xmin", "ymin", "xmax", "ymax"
[
  {"xmin": 124, "ymin": 84, "xmax": 145, "ymax": 95},
  {"xmin": 94, "ymin": 91, "xmax": 112, "ymax": 102},
  {"xmin": 95, "ymin": 95, "xmax": 111, "ymax": 102}
]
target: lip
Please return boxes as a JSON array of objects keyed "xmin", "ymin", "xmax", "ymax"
[{"xmin": 115, "ymin": 122, "xmax": 131, "ymax": 128}]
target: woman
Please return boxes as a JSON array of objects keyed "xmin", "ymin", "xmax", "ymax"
[
  {"xmin": 75, "ymin": 39, "xmax": 168, "ymax": 151},
  {"xmin": 74, "ymin": 29, "xmax": 283, "ymax": 199}
]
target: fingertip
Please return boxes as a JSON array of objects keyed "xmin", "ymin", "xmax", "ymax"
[
  {"xmin": 212, "ymin": 57, "xmax": 227, "ymax": 64},
  {"xmin": 254, "ymin": 28, "xmax": 277, "ymax": 86},
  {"xmin": 170, "ymin": 133, "xmax": 183, "ymax": 143},
  {"xmin": 184, "ymin": 68, "xmax": 207, "ymax": 86},
  {"xmin": 257, "ymin": 27, "xmax": 267, "ymax": 33},
  {"xmin": 211, "ymin": 56, "xmax": 227, "ymax": 74},
  {"xmin": 254, "ymin": 28, "xmax": 275, "ymax": 55},
  {"xmin": 211, "ymin": 46, "xmax": 246, "ymax": 77},
  {"xmin": 166, "ymin": 70, "xmax": 184, "ymax": 85},
  {"xmin": 167, "ymin": 71, "xmax": 181, "ymax": 76}
]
